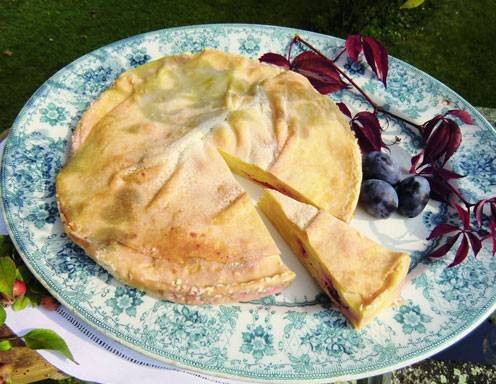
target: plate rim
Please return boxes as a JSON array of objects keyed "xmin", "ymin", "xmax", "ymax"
[{"xmin": 2, "ymin": 23, "xmax": 496, "ymax": 383}]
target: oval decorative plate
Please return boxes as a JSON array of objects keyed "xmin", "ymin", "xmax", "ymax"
[{"xmin": 1, "ymin": 24, "xmax": 495, "ymax": 383}]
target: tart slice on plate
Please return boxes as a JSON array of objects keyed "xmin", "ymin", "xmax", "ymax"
[{"xmin": 259, "ymin": 189, "xmax": 411, "ymax": 328}]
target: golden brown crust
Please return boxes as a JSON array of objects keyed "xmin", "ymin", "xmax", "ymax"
[
  {"xmin": 57, "ymin": 50, "xmax": 361, "ymax": 304},
  {"xmin": 259, "ymin": 189, "xmax": 410, "ymax": 328}
]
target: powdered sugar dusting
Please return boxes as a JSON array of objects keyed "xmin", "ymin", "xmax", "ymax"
[{"xmin": 267, "ymin": 189, "xmax": 318, "ymax": 230}]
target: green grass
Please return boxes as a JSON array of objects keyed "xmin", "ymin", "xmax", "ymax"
[{"xmin": 1, "ymin": 0, "xmax": 495, "ymax": 131}]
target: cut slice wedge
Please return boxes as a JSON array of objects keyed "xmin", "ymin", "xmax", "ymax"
[{"xmin": 259, "ymin": 189, "xmax": 411, "ymax": 328}]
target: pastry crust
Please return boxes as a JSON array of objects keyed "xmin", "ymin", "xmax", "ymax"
[
  {"xmin": 56, "ymin": 50, "xmax": 362, "ymax": 304},
  {"xmin": 259, "ymin": 189, "xmax": 410, "ymax": 328}
]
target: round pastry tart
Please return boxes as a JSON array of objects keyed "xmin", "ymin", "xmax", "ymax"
[{"xmin": 56, "ymin": 50, "xmax": 362, "ymax": 304}]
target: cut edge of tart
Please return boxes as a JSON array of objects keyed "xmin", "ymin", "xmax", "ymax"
[
  {"xmin": 57, "ymin": 140, "xmax": 296, "ymax": 305},
  {"xmin": 258, "ymin": 188, "xmax": 411, "ymax": 328}
]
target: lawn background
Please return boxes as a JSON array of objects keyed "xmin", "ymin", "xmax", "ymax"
[{"xmin": 1, "ymin": 0, "xmax": 495, "ymax": 131}]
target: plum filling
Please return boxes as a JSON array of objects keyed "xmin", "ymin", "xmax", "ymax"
[
  {"xmin": 295, "ymin": 238, "xmax": 309, "ymax": 258},
  {"xmin": 322, "ymin": 274, "xmax": 348, "ymax": 309}
]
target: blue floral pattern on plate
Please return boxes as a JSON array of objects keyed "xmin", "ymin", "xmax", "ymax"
[{"xmin": 1, "ymin": 24, "xmax": 495, "ymax": 383}]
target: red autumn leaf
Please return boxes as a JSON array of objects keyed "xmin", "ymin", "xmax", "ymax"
[
  {"xmin": 443, "ymin": 118, "xmax": 462, "ymax": 165},
  {"xmin": 291, "ymin": 51, "xmax": 348, "ymax": 94},
  {"xmin": 445, "ymin": 109, "xmax": 474, "ymax": 125},
  {"xmin": 259, "ymin": 53, "xmax": 290, "ymax": 69},
  {"xmin": 423, "ymin": 120, "xmax": 451, "ymax": 164},
  {"xmin": 427, "ymin": 223, "xmax": 460, "ymax": 240},
  {"xmin": 337, "ymin": 102, "xmax": 352, "ymax": 118},
  {"xmin": 428, "ymin": 233, "xmax": 461, "ymax": 258},
  {"xmin": 453, "ymin": 202, "xmax": 470, "ymax": 230},
  {"xmin": 351, "ymin": 111, "xmax": 386, "ymax": 153},
  {"xmin": 308, "ymin": 79, "xmax": 348, "ymax": 94},
  {"xmin": 291, "ymin": 51, "xmax": 319, "ymax": 67},
  {"xmin": 422, "ymin": 118, "xmax": 463, "ymax": 166},
  {"xmin": 425, "ymin": 176, "xmax": 464, "ymax": 203},
  {"xmin": 345, "ymin": 34, "xmax": 362, "ymax": 62},
  {"xmin": 422, "ymin": 115, "xmax": 444, "ymax": 142},
  {"xmin": 474, "ymin": 198, "xmax": 489, "ymax": 227},
  {"xmin": 362, "ymin": 36, "xmax": 389, "ymax": 87},
  {"xmin": 421, "ymin": 166, "xmax": 464, "ymax": 180},
  {"xmin": 466, "ymin": 232, "xmax": 482, "ymax": 257},
  {"xmin": 351, "ymin": 122, "xmax": 376, "ymax": 153},
  {"xmin": 409, "ymin": 152, "xmax": 424, "ymax": 173},
  {"xmin": 489, "ymin": 218, "xmax": 496, "ymax": 256},
  {"xmin": 427, "ymin": 179, "xmax": 451, "ymax": 202},
  {"xmin": 449, "ymin": 235, "xmax": 469, "ymax": 267},
  {"xmin": 412, "ymin": 162, "xmax": 464, "ymax": 203},
  {"xmin": 474, "ymin": 197, "xmax": 496, "ymax": 227},
  {"xmin": 420, "ymin": 115, "xmax": 463, "ymax": 166}
]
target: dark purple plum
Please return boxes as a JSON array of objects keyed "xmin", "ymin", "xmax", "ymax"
[
  {"xmin": 396, "ymin": 176, "xmax": 430, "ymax": 218},
  {"xmin": 362, "ymin": 151, "xmax": 401, "ymax": 185},
  {"xmin": 360, "ymin": 179, "xmax": 399, "ymax": 218}
]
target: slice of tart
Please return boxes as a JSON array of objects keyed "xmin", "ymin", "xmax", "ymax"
[{"xmin": 258, "ymin": 189, "xmax": 410, "ymax": 328}]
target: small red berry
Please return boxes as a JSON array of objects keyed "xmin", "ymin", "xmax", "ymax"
[
  {"xmin": 12, "ymin": 280, "xmax": 26, "ymax": 297},
  {"xmin": 40, "ymin": 296, "xmax": 59, "ymax": 311}
]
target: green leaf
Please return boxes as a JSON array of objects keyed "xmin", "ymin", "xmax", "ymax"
[
  {"xmin": 0, "ymin": 256, "xmax": 16, "ymax": 298},
  {"xmin": 16, "ymin": 265, "xmax": 34, "ymax": 283},
  {"xmin": 12, "ymin": 295, "xmax": 30, "ymax": 311},
  {"xmin": 0, "ymin": 235, "xmax": 14, "ymax": 257},
  {"xmin": 16, "ymin": 265, "xmax": 48, "ymax": 306},
  {"xmin": 400, "ymin": 0, "xmax": 425, "ymax": 9},
  {"xmin": 0, "ymin": 305, "xmax": 5, "ymax": 326},
  {"xmin": 0, "ymin": 339, "xmax": 11, "ymax": 351},
  {"xmin": 23, "ymin": 328, "xmax": 76, "ymax": 362}
]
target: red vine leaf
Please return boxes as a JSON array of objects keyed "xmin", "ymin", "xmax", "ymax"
[
  {"xmin": 475, "ymin": 199, "xmax": 487, "ymax": 227},
  {"xmin": 423, "ymin": 124, "xmax": 450, "ymax": 163},
  {"xmin": 291, "ymin": 51, "xmax": 320, "ymax": 67},
  {"xmin": 474, "ymin": 197, "xmax": 496, "ymax": 227},
  {"xmin": 259, "ymin": 53, "xmax": 290, "ymax": 69},
  {"xmin": 449, "ymin": 235, "xmax": 469, "ymax": 267},
  {"xmin": 414, "ymin": 164, "xmax": 465, "ymax": 203},
  {"xmin": 489, "ymin": 218, "xmax": 496, "ymax": 256},
  {"xmin": 444, "ymin": 119, "xmax": 463, "ymax": 164},
  {"xmin": 350, "ymin": 111, "xmax": 387, "ymax": 153},
  {"xmin": 428, "ymin": 233, "xmax": 461, "ymax": 259},
  {"xmin": 426, "ymin": 177, "xmax": 452, "ymax": 202},
  {"xmin": 445, "ymin": 109, "xmax": 474, "ymax": 125},
  {"xmin": 409, "ymin": 152, "xmax": 424, "ymax": 173},
  {"xmin": 422, "ymin": 115, "xmax": 444, "ymax": 141},
  {"xmin": 337, "ymin": 102, "xmax": 352, "ymax": 118},
  {"xmin": 421, "ymin": 166, "xmax": 464, "ymax": 180},
  {"xmin": 362, "ymin": 36, "xmax": 389, "ymax": 87},
  {"xmin": 453, "ymin": 202, "xmax": 470, "ymax": 230},
  {"xmin": 466, "ymin": 232, "xmax": 482, "ymax": 258},
  {"xmin": 291, "ymin": 51, "xmax": 348, "ymax": 94},
  {"xmin": 421, "ymin": 116, "xmax": 463, "ymax": 166},
  {"xmin": 345, "ymin": 34, "xmax": 362, "ymax": 62},
  {"xmin": 424, "ymin": 175, "xmax": 464, "ymax": 203},
  {"xmin": 427, "ymin": 223, "xmax": 459, "ymax": 240}
]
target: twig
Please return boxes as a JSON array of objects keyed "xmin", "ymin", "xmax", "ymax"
[
  {"xmin": 293, "ymin": 35, "xmax": 423, "ymax": 131},
  {"xmin": 332, "ymin": 48, "xmax": 346, "ymax": 62}
]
